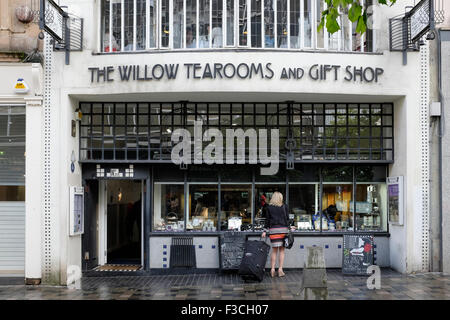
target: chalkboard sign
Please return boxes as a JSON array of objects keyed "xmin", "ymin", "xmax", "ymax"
[
  {"xmin": 342, "ymin": 234, "xmax": 374, "ymax": 275},
  {"xmin": 219, "ymin": 232, "xmax": 246, "ymax": 270}
]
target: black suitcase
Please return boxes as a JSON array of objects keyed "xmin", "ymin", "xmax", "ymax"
[{"xmin": 238, "ymin": 240, "xmax": 270, "ymax": 282}]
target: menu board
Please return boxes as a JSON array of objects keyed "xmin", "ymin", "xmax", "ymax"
[
  {"xmin": 69, "ymin": 186, "xmax": 84, "ymax": 236},
  {"xmin": 219, "ymin": 232, "xmax": 246, "ymax": 270},
  {"xmin": 387, "ymin": 176, "xmax": 404, "ymax": 225},
  {"xmin": 342, "ymin": 234, "xmax": 374, "ymax": 275}
]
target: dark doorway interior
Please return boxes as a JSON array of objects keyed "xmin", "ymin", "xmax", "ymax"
[
  {"xmin": 82, "ymin": 180, "xmax": 99, "ymax": 270},
  {"xmin": 107, "ymin": 180, "xmax": 142, "ymax": 265}
]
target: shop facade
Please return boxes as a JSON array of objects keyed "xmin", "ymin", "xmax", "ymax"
[{"xmin": 26, "ymin": 0, "xmax": 433, "ymax": 284}]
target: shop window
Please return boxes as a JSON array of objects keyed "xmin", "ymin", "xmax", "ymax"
[
  {"xmin": 289, "ymin": 184, "xmax": 318, "ymax": 231},
  {"xmin": 353, "ymin": 183, "xmax": 387, "ymax": 232},
  {"xmin": 187, "ymin": 184, "xmax": 218, "ymax": 231},
  {"xmin": 221, "ymin": 184, "xmax": 252, "ymax": 231},
  {"xmin": 355, "ymin": 165, "xmax": 387, "ymax": 232},
  {"xmin": 172, "ymin": 0, "xmax": 184, "ymax": 49},
  {"xmin": 0, "ymin": 186, "xmax": 25, "ymax": 201},
  {"xmin": 199, "ymin": 0, "xmax": 210, "ymax": 48},
  {"xmin": 250, "ymin": 0, "xmax": 262, "ymax": 48},
  {"xmin": 322, "ymin": 183, "xmax": 353, "ymax": 232},
  {"xmin": 254, "ymin": 184, "xmax": 286, "ymax": 231},
  {"xmin": 186, "ymin": 0, "xmax": 197, "ymax": 48},
  {"xmin": 101, "ymin": 0, "xmax": 374, "ymax": 52},
  {"xmin": 153, "ymin": 184, "xmax": 185, "ymax": 231}
]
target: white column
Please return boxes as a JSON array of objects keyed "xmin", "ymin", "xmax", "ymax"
[{"xmin": 24, "ymin": 96, "xmax": 43, "ymax": 283}]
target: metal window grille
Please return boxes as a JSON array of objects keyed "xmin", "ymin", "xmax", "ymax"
[{"xmin": 79, "ymin": 102, "xmax": 394, "ymax": 163}]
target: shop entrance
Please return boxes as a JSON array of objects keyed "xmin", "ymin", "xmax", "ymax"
[{"xmin": 103, "ymin": 180, "xmax": 143, "ymax": 265}]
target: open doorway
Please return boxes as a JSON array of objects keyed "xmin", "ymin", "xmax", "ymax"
[{"xmin": 105, "ymin": 180, "xmax": 142, "ymax": 265}]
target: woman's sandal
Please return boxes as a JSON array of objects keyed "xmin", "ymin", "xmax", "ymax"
[
  {"xmin": 270, "ymin": 269, "xmax": 276, "ymax": 278},
  {"xmin": 278, "ymin": 270, "xmax": 286, "ymax": 277}
]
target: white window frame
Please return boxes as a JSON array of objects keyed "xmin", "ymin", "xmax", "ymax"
[{"xmin": 100, "ymin": 0, "xmax": 373, "ymax": 53}]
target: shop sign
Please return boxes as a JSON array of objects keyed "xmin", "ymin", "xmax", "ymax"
[
  {"xmin": 387, "ymin": 176, "xmax": 404, "ymax": 225},
  {"xmin": 88, "ymin": 63, "xmax": 384, "ymax": 84}
]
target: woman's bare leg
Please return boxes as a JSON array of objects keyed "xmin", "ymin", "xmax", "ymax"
[
  {"xmin": 278, "ymin": 246, "xmax": 286, "ymax": 274},
  {"xmin": 271, "ymin": 247, "xmax": 278, "ymax": 271}
]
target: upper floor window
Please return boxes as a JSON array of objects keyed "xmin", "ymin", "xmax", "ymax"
[{"xmin": 101, "ymin": 0, "xmax": 373, "ymax": 53}]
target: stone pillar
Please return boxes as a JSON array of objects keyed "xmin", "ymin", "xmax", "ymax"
[{"xmin": 301, "ymin": 247, "xmax": 328, "ymax": 300}]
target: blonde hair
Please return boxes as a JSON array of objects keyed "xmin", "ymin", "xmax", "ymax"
[{"xmin": 269, "ymin": 191, "xmax": 283, "ymax": 207}]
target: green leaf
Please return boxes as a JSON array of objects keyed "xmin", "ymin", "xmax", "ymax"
[
  {"xmin": 348, "ymin": 3, "xmax": 362, "ymax": 22},
  {"xmin": 356, "ymin": 15, "xmax": 367, "ymax": 34}
]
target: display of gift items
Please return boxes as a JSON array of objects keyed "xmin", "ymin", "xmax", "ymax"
[{"xmin": 352, "ymin": 185, "xmax": 381, "ymax": 230}]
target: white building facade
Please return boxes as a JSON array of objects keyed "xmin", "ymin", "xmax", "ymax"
[{"xmin": 23, "ymin": 0, "xmax": 436, "ymax": 285}]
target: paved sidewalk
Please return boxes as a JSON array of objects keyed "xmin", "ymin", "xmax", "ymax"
[{"xmin": 0, "ymin": 269, "xmax": 449, "ymax": 300}]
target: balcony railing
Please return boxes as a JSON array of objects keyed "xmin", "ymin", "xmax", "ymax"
[{"xmin": 100, "ymin": 0, "xmax": 373, "ymax": 53}]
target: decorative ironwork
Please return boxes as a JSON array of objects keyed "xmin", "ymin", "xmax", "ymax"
[{"xmin": 79, "ymin": 102, "xmax": 394, "ymax": 164}]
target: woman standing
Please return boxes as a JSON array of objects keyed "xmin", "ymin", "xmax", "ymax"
[{"xmin": 261, "ymin": 192, "xmax": 292, "ymax": 277}]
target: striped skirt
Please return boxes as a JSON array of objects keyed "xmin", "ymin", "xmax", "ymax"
[{"xmin": 268, "ymin": 226, "xmax": 289, "ymax": 248}]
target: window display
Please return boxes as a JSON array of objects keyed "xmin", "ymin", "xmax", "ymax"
[
  {"xmin": 188, "ymin": 185, "xmax": 218, "ymax": 231},
  {"xmin": 322, "ymin": 184, "xmax": 353, "ymax": 231},
  {"xmin": 153, "ymin": 184, "xmax": 185, "ymax": 231},
  {"xmin": 355, "ymin": 165, "xmax": 388, "ymax": 231},
  {"xmin": 221, "ymin": 184, "xmax": 252, "ymax": 231},
  {"xmin": 254, "ymin": 184, "xmax": 286, "ymax": 231},
  {"xmin": 149, "ymin": 165, "xmax": 387, "ymax": 234},
  {"xmin": 289, "ymin": 184, "xmax": 318, "ymax": 231}
]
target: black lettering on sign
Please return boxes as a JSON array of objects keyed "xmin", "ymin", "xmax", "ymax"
[
  {"xmin": 119, "ymin": 65, "xmax": 132, "ymax": 81},
  {"xmin": 165, "ymin": 64, "xmax": 179, "ymax": 79},
  {"xmin": 265, "ymin": 63, "xmax": 274, "ymax": 79},
  {"xmin": 152, "ymin": 64, "xmax": 164, "ymax": 80},
  {"xmin": 344, "ymin": 65, "xmax": 353, "ymax": 81},
  {"xmin": 281, "ymin": 68, "xmax": 289, "ymax": 79},
  {"xmin": 309, "ymin": 64, "xmax": 319, "ymax": 80},
  {"xmin": 250, "ymin": 63, "xmax": 264, "ymax": 79}
]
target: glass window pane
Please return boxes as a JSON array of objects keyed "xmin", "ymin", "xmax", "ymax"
[
  {"xmin": 250, "ymin": 0, "xmax": 262, "ymax": 47},
  {"xmin": 136, "ymin": 0, "xmax": 147, "ymax": 49},
  {"xmin": 315, "ymin": 0, "xmax": 324, "ymax": 48},
  {"xmin": 264, "ymin": 0, "xmax": 275, "ymax": 48},
  {"xmin": 102, "ymin": 0, "xmax": 111, "ymax": 52},
  {"xmin": 153, "ymin": 184, "xmax": 185, "ymax": 232},
  {"xmin": 188, "ymin": 184, "xmax": 218, "ymax": 231},
  {"xmin": 199, "ymin": 0, "xmax": 210, "ymax": 48},
  {"xmin": 290, "ymin": 0, "xmax": 300, "ymax": 49},
  {"xmin": 226, "ymin": 0, "xmax": 235, "ymax": 46},
  {"xmin": 322, "ymin": 184, "xmax": 353, "ymax": 231},
  {"xmin": 0, "ymin": 186, "xmax": 25, "ymax": 201},
  {"xmin": 124, "ymin": 0, "xmax": 134, "ymax": 51},
  {"xmin": 255, "ymin": 184, "xmax": 286, "ymax": 230},
  {"xmin": 212, "ymin": 0, "xmax": 223, "ymax": 47},
  {"xmin": 221, "ymin": 184, "xmax": 252, "ymax": 231},
  {"xmin": 173, "ymin": 0, "xmax": 184, "ymax": 48},
  {"xmin": 149, "ymin": 0, "xmax": 157, "ymax": 47},
  {"xmin": 354, "ymin": 183, "xmax": 387, "ymax": 232},
  {"xmin": 289, "ymin": 184, "xmax": 318, "ymax": 231},
  {"xmin": 239, "ymin": 0, "xmax": 248, "ymax": 46},
  {"xmin": 161, "ymin": 0, "xmax": 170, "ymax": 48},
  {"xmin": 276, "ymin": 0, "xmax": 287, "ymax": 48},
  {"xmin": 186, "ymin": 0, "xmax": 197, "ymax": 48},
  {"xmin": 303, "ymin": 0, "xmax": 312, "ymax": 47}
]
